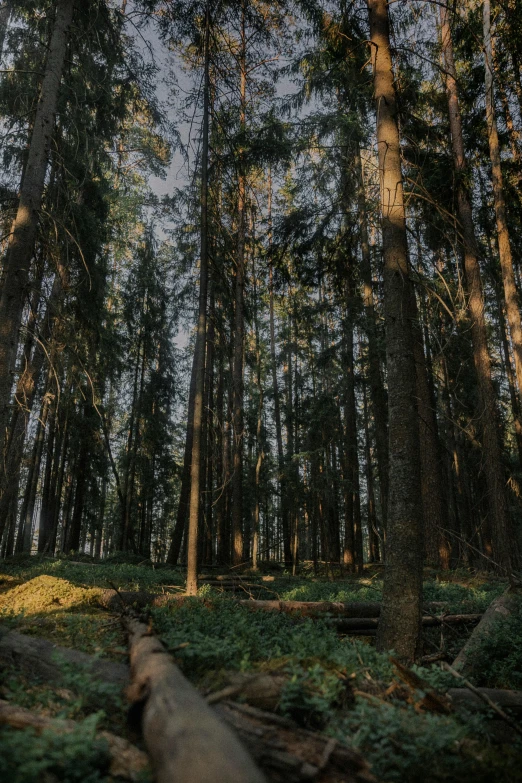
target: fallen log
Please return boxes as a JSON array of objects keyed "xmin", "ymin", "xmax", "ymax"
[
  {"xmin": 453, "ymin": 587, "xmax": 522, "ymax": 674},
  {"xmin": 216, "ymin": 700, "xmax": 376, "ymax": 783},
  {"xmin": 448, "ymin": 687, "xmax": 522, "ymax": 716},
  {"xmin": 123, "ymin": 615, "xmax": 266, "ymax": 783},
  {"xmin": 443, "ymin": 662, "xmax": 522, "ymax": 738},
  {"xmin": 0, "ymin": 699, "xmax": 149, "ymax": 781},
  {"xmin": 333, "ymin": 614, "xmax": 481, "ymax": 633},
  {"xmin": 0, "ymin": 628, "xmax": 129, "ymax": 689},
  {"xmin": 98, "ymin": 590, "xmax": 455, "ymax": 619}
]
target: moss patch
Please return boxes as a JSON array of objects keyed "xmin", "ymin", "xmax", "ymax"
[{"xmin": 0, "ymin": 575, "xmax": 100, "ymax": 616}]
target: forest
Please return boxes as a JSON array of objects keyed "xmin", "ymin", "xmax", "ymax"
[{"xmin": 1, "ymin": 0, "xmax": 522, "ymax": 780}]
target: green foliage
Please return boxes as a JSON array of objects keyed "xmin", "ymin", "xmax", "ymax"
[
  {"xmin": 0, "ymin": 557, "xmax": 184, "ymax": 592},
  {"xmin": 0, "ymin": 714, "xmax": 112, "ymax": 783},
  {"xmin": 2, "ymin": 563, "xmax": 520, "ymax": 782},
  {"xmin": 332, "ymin": 700, "xmax": 522, "ymax": 783},
  {"xmin": 152, "ymin": 596, "xmax": 344, "ymax": 676},
  {"xmin": 465, "ymin": 596, "xmax": 522, "ymax": 689},
  {"xmin": 279, "ymin": 662, "xmax": 346, "ymax": 728},
  {"xmin": 53, "ymin": 658, "xmax": 124, "ymax": 720}
]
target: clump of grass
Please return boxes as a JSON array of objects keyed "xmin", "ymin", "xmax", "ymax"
[{"xmin": 0, "ymin": 713, "xmax": 112, "ymax": 783}]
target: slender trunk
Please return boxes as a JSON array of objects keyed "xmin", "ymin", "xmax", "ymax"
[
  {"xmin": 203, "ymin": 284, "xmax": 215, "ymax": 566},
  {"xmin": 252, "ymin": 256, "xmax": 263, "ymax": 570},
  {"xmin": 65, "ymin": 438, "xmax": 88, "ymax": 554},
  {"xmin": 411, "ymin": 266, "xmax": 450, "ymax": 569},
  {"xmin": 268, "ymin": 184, "xmax": 291, "ymax": 565},
  {"xmin": 186, "ymin": 7, "xmax": 210, "ymax": 594},
  {"xmin": 363, "ymin": 381, "xmax": 380, "ymax": 562},
  {"xmin": 167, "ymin": 353, "xmax": 197, "ymax": 564},
  {"xmin": 50, "ymin": 413, "xmax": 69, "ymax": 553},
  {"xmin": 214, "ymin": 328, "xmax": 227, "ymax": 564},
  {"xmin": 368, "ymin": 0, "xmax": 423, "ymax": 662},
  {"xmin": 484, "ymin": 0, "xmax": 522, "ymax": 412},
  {"xmin": 17, "ymin": 378, "xmax": 53, "ymax": 552},
  {"xmin": 120, "ymin": 330, "xmax": 143, "ymax": 550},
  {"xmin": 0, "ymin": 0, "xmax": 74, "ymax": 449},
  {"xmin": 356, "ymin": 145, "xmax": 389, "ymax": 530},
  {"xmin": 38, "ymin": 394, "xmax": 57, "ymax": 552},
  {"xmin": 440, "ymin": 2, "xmax": 515, "ymax": 574},
  {"xmin": 231, "ymin": 6, "xmax": 246, "ymax": 566},
  {"xmin": 285, "ymin": 306, "xmax": 298, "ymax": 569},
  {"xmin": 342, "ymin": 295, "xmax": 362, "ymax": 574}
]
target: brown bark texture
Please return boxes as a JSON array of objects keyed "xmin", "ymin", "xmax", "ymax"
[
  {"xmin": 124, "ymin": 615, "xmax": 266, "ymax": 783},
  {"xmin": 367, "ymin": 0, "xmax": 423, "ymax": 662}
]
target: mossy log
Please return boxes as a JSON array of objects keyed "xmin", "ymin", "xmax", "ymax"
[
  {"xmin": 123, "ymin": 615, "xmax": 266, "ymax": 783},
  {"xmin": 0, "ymin": 628, "xmax": 129, "ymax": 688},
  {"xmin": 0, "ymin": 698, "xmax": 149, "ymax": 781},
  {"xmin": 452, "ymin": 587, "xmax": 522, "ymax": 674},
  {"xmin": 215, "ymin": 701, "xmax": 377, "ymax": 783}
]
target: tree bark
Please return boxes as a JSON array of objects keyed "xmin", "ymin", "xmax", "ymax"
[
  {"xmin": 231, "ymin": 5, "xmax": 247, "ymax": 566},
  {"xmin": 367, "ymin": 0, "xmax": 423, "ymax": 662},
  {"xmin": 483, "ymin": 0, "xmax": 522, "ymax": 413},
  {"xmin": 124, "ymin": 616, "xmax": 266, "ymax": 783},
  {"xmin": 186, "ymin": 6, "xmax": 211, "ymax": 595},
  {"xmin": 356, "ymin": 145, "xmax": 389, "ymax": 530}
]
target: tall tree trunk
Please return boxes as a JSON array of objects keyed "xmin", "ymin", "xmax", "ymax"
[
  {"xmin": 186, "ymin": 5, "xmax": 210, "ymax": 594},
  {"xmin": 342, "ymin": 293, "xmax": 362, "ymax": 574},
  {"xmin": 411, "ymin": 264, "xmax": 450, "ymax": 569},
  {"xmin": 496, "ymin": 287, "xmax": 522, "ymax": 468},
  {"xmin": 17, "ymin": 376, "xmax": 53, "ymax": 552},
  {"xmin": 231, "ymin": 4, "xmax": 246, "ymax": 566},
  {"xmin": 440, "ymin": 2, "xmax": 516, "ymax": 574},
  {"xmin": 65, "ymin": 437, "xmax": 88, "ymax": 554},
  {"xmin": 203, "ymin": 285, "xmax": 215, "ymax": 566},
  {"xmin": 38, "ymin": 394, "xmax": 57, "ymax": 552},
  {"xmin": 252, "ymin": 254, "xmax": 263, "ymax": 570},
  {"xmin": 483, "ymin": 0, "xmax": 522, "ymax": 412},
  {"xmin": 166, "ymin": 353, "xmax": 197, "ymax": 564},
  {"xmin": 0, "ymin": 0, "xmax": 74, "ymax": 452},
  {"xmin": 214, "ymin": 326, "xmax": 228, "ymax": 565},
  {"xmin": 367, "ymin": 0, "xmax": 423, "ymax": 662},
  {"xmin": 355, "ymin": 145, "xmax": 389, "ymax": 531},
  {"xmin": 268, "ymin": 175, "xmax": 291, "ymax": 566},
  {"xmin": 362, "ymin": 380, "xmax": 380, "ymax": 562}
]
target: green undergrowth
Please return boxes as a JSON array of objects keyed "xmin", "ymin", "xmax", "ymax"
[
  {"xmin": 460, "ymin": 593, "xmax": 522, "ymax": 690},
  {"xmin": 151, "ymin": 594, "xmax": 522, "ymax": 781},
  {"xmin": 0, "ymin": 665, "xmax": 142, "ymax": 783},
  {"xmin": 0, "ymin": 715, "xmax": 113, "ymax": 783},
  {"xmin": 0, "ymin": 559, "xmax": 520, "ymax": 782}
]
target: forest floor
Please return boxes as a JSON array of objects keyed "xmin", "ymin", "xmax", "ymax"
[{"xmin": 0, "ymin": 556, "xmax": 521, "ymax": 782}]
